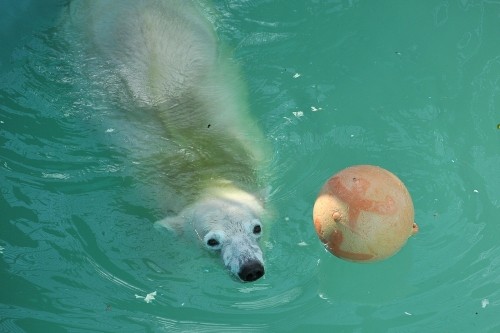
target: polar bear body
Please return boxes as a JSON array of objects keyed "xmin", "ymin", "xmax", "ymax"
[{"xmin": 69, "ymin": 0, "xmax": 270, "ymax": 281}]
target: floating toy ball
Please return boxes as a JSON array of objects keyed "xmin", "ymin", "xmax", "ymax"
[{"xmin": 313, "ymin": 165, "xmax": 418, "ymax": 262}]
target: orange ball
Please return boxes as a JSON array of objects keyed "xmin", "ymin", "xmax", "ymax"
[{"xmin": 313, "ymin": 165, "xmax": 418, "ymax": 262}]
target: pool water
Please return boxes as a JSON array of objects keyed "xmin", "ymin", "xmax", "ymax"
[{"xmin": 1, "ymin": 1, "xmax": 500, "ymax": 332}]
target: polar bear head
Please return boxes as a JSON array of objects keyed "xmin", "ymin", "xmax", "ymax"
[
  {"xmin": 198, "ymin": 198, "xmax": 265, "ymax": 282},
  {"xmin": 156, "ymin": 186, "xmax": 267, "ymax": 282}
]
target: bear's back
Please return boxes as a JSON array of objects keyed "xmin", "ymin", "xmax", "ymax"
[
  {"xmin": 68, "ymin": 0, "xmax": 271, "ymax": 207},
  {"xmin": 70, "ymin": 0, "xmax": 216, "ymax": 106}
]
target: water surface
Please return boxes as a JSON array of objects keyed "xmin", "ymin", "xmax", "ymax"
[{"xmin": 1, "ymin": 1, "xmax": 500, "ymax": 332}]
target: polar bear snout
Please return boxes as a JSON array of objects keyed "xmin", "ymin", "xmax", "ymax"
[
  {"xmin": 239, "ymin": 260, "xmax": 265, "ymax": 282},
  {"xmin": 220, "ymin": 233, "xmax": 265, "ymax": 282}
]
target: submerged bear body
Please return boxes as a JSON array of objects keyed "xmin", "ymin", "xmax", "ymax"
[{"xmin": 68, "ymin": 0, "xmax": 270, "ymax": 281}]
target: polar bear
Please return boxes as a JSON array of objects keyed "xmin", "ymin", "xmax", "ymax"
[{"xmin": 69, "ymin": 0, "xmax": 271, "ymax": 282}]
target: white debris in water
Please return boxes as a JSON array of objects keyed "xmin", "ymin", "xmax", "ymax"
[
  {"xmin": 292, "ymin": 73, "xmax": 301, "ymax": 78},
  {"xmin": 310, "ymin": 106, "xmax": 322, "ymax": 112},
  {"xmin": 298, "ymin": 241, "xmax": 308, "ymax": 246},
  {"xmin": 42, "ymin": 172, "xmax": 70, "ymax": 180},
  {"xmin": 482, "ymin": 299, "xmax": 489, "ymax": 308},
  {"xmin": 135, "ymin": 291, "xmax": 157, "ymax": 303},
  {"xmin": 292, "ymin": 111, "xmax": 304, "ymax": 118},
  {"xmin": 105, "ymin": 128, "xmax": 115, "ymax": 133}
]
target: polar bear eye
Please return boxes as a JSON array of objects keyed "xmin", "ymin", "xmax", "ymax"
[
  {"xmin": 203, "ymin": 231, "xmax": 224, "ymax": 250},
  {"xmin": 207, "ymin": 238, "xmax": 219, "ymax": 247},
  {"xmin": 245, "ymin": 220, "xmax": 262, "ymax": 238}
]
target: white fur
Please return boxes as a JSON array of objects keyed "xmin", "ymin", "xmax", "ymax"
[
  {"xmin": 70, "ymin": 0, "xmax": 270, "ymax": 281},
  {"xmin": 155, "ymin": 186, "xmax": 266, "ymax": 279}
]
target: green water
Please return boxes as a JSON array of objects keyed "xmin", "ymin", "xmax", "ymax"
[{"xmin": 1, "ymin": 0, "xmax": 500, "ymax": 332}]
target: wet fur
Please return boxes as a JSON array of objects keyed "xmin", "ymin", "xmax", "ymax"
[{"xmin": 69, "ymin": 0, "xmax": 270, "ymax": 281}]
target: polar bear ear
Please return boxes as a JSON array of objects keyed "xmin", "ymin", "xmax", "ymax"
[{"xmin": 154, "ymin": 215, "xmax": 185, "ymax": 234}]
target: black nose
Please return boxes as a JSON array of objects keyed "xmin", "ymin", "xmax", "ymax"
[{"xmin": 238, "ymin": 260, "xmax": 265, "ymax": 282}]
